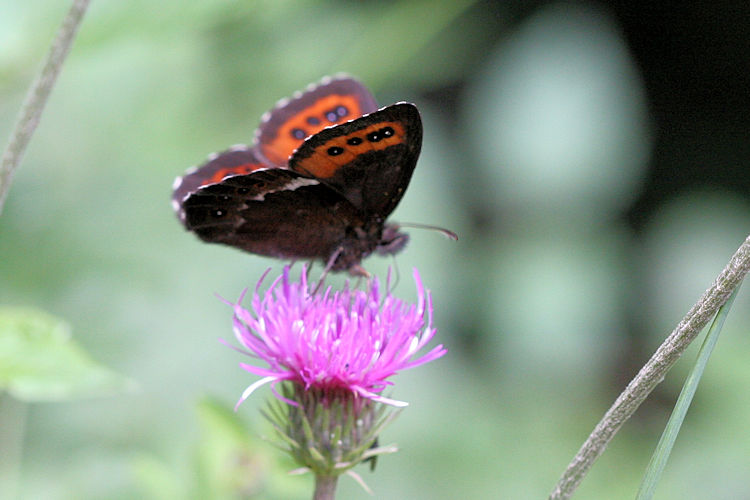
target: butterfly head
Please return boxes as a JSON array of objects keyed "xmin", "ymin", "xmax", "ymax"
[{"xmin": 376, "ymin": 223, "xmax": 409, "ymax": 257}]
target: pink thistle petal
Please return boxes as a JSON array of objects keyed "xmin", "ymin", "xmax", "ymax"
[
  {"xmin": 235, "ymin": 375, "xmax": 276, "ymax": 410},
  {"xmin": 352, "ymin": 385, "xmax": 409, "ymax": 408},
  {"xmin": 238, "ymin": 363, "xmax": 287, "ymax": 378},
  {"xmin": 269, "ymin": 381, "xmax": 299, "ymax": 406}
]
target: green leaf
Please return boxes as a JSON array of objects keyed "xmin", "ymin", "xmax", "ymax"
[
  {"xmin": 0, "ymin": 306, "xmax": 135, "ymax": 401},
  {"xmin": 193, "ymin": 397, "xmax": 307, "ymax": 500},
  {"xmin": 133, "ymin": 398, "xmax": 308, "ymax": 499},
  {"xmin": 636, "ymin": 284, "xmax": 742, "ymax": 500}
]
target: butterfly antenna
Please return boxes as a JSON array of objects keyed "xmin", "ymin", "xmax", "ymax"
[{"xmin": 397, "ymin": 222, "xmax": 458, "ymax": 241}]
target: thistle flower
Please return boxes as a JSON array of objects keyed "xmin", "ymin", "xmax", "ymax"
[
  {"xmin": 226, "ymin": 266, "xmax": 445, "ymax": 494},
  {"xmin": 230, "ymin": 266, "xmax": 445, "ymax": 409}
]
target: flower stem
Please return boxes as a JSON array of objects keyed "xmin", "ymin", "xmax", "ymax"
[
  {"xmin": 313, "ymin": 474, "xmax": 338, "ymax": 500},
  {"xmin": 548, "ymin": 234, "xmax": 750, "ymax": 500},
  {"xmin": 0, "ymin": 0, "xmax": 90, "ymax": 215}
]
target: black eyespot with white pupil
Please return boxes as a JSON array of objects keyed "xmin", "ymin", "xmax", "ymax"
[
  {"xmin": 212, "ymin": 209, "xmax": 226, "ymax": 218},
  {"xmin": 367, "ymin": 126, "xmax": 395, "ymax": 143},
  {"xmin": 326, "ymin": 125, "xmax": 396, "ymax": 156}
]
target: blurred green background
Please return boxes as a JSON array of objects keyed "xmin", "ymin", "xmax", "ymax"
[{"xmin": 2, "ymin": 1, "xmax": 750, "ymax": 498}]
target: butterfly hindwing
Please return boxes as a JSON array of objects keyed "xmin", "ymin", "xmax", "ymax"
[
  {"xmin": 181, "ymin": 169, "xmax": 367, "ymax": 261},
  {"xmin": 256, "ymin": 76, "xmax": 379, "ymax": 167},
  {"xmin": 288, "ymin": 102, "xmax": 422, "ymax": 217},
  {"xmin": 172, "ymin": 146, "xmax": 267, "ymax": 222}
]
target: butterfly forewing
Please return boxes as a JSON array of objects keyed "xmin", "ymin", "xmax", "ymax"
[{"xmin": 288, "ymin": 103, "xmax": 422, "ymax": 218}]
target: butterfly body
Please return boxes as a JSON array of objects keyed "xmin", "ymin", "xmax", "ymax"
[{"xmin": 172, "ymin": 76, "xmax": 421, "ymax": 274}]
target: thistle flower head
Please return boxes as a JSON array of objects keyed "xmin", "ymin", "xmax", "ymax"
[{"xmin": 230, "ymin": 266, "xmax": 445, "ymax": 409}]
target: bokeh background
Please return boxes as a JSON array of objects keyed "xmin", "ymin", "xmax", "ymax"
[{"xmin": 2, "ymin": 1, "xmax": 750, "ymax": 498}]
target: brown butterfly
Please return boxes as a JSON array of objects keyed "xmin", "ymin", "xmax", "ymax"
[{"xmin": 171, "ymin": 76, "xmax": 422, "ymax": 275}]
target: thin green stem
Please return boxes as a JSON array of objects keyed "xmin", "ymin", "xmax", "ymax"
[
  {"xmin": 0, "ymin": 0, "xmax": 91, "ymax": 215},
  {"xmin": 313, "ymin": 474, "xmax": 338, "ymax": 500},
  {"xmin": 549, "ymin": 234, "xmax": 750, "ymax": 500},
  {"xmin": 636, "ymin": 285, "xmax": 741, "ymax": 499}
]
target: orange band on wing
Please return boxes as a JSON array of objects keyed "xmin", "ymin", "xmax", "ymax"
[
  {"xmin": 295, "ymin": 121, "xmax": 406, "ymax": 178},
  {"xmin": 202, "ymin": 164, "xmax": 264, "ymax": 186},
  {"xmin": 260, "ymin": 95, "xmax": 364, "ymax": 165}
]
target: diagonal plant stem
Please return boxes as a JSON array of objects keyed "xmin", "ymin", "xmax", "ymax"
[
  {"xmin": 549, "ymin": 234, "xmax": 750, "ymax": 500},
  {"xmin": 0, "ymin": 0, "xmax": 91, "ymax": 215}
]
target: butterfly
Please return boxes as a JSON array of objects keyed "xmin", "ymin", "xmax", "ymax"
[{"xmin": 172, "ymin": 75, "xmax": 422, "ymax": 275}]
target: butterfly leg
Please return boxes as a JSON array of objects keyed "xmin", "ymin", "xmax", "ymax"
[{"xmin": 312, "ymin": 247, "xmax": 344, "ymax": 293}]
